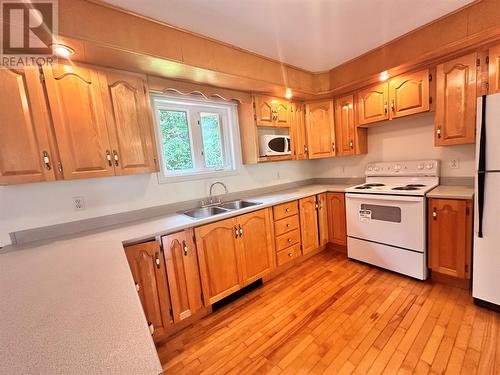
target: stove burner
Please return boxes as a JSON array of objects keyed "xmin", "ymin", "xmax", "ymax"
[
  {"xmin": 364, "ymin": 183, "xmax": 385, "ymax": 187},
  {"xmin": 355, "ymin": 186, "xmax": 372, "ymax": 189},
  {"xmin": 406, "ymin": 184, "xmax": 426, "ymax": 187},
  {"xmin": 392, "ymin": 186, "xmax": 419, "ymax": 191}
]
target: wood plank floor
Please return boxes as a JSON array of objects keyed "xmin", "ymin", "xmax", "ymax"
[{"xmin": 156, "ymin": 251, "xmax": 500, "ymax": 374}]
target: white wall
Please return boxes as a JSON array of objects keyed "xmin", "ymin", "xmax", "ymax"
[
  {"xmin": 0, "ymin": 160, "xmax": 316, "ymax": 247},
  {"xmin": 313, "ymin": 112, "xmax": 476, "ymax": 178}
]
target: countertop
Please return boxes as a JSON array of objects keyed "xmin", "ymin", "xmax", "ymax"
[
  {"xmin": 0, "ymin": 183, "xmax": 352, "ymax": 375},
  {"xmin": 427, "ymin": 185, "xmax": 474, "ymax": 200}
]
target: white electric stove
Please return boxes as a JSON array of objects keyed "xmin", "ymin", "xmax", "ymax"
[{"xmin": 345, "ymin": 160, "xmax": 440, "ymax": 280}]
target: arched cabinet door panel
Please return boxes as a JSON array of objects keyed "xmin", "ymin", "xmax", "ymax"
[
  {"xmin": 389, "ymin": 69, "xmax": 430, "ymax": 119},
  {"xmin": 357, "ymin": 83, "xmax": 389, "ymax": 125},
  {"xmin": 305, "ymin": 100, "xmax": 335, "ymax": 159},
  {"xmin": 0, "ymin": 68, "xmax": 56, "ymax": 184}
]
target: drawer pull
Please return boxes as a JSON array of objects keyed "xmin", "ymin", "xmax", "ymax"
[
  {"xmin": 288, "ymin": 238, "xmax": 292, "ymax": 243},
  {"xmin": 285, "ymin": 208, "xmax": 290, "ymax": 212},
  {"xmin": 288, "ymin": 253, "xmax": 293, "ymax": 257},
  {"xmin": 286, "ymin": 223, "xmax": 291, "ymax": 228}
]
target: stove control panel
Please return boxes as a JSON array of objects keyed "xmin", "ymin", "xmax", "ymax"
[{"xmin": 365, "ymin": 160, "xmax": 440, "ymax": 177}]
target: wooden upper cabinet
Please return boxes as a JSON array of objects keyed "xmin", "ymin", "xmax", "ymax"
[
  {"xmin": 195, "ymin": 217, "xmax": 242, "ymax": 305},
  {"xmin": 161, "ymin": 229, "xmax": 203, "ymax": 323},
  {"xmin": 254, "ymin": 95, "xmax": 290, "ymax": 127},
  {"xmin": 0, "ymin": 68, "xmax": 56, "ymax": 185},
  {"xmin": 388, "ymin": 69, "xmax": 430, "ymax": 119},
  {"xmin": 99, "ymin": 70, "xmax": 158, "ymax": 175},
  {"xmin": 305, "ymin": 100, "xmax": 335, "ymax": 159},
  {"xmin": 335, "ymin": 95, "xmax": 356, "ymax": 156},
  {"xmin": 428, "ymin": 199, "xmax": 473, "ymax": 280},
  {"xmin": 326, "ymin": 192, "xmax": 347, "ymax": 247},
  {"xmin": 435, "ymin": 53, "xmax": 477, "ymax": 146},
  {"xmin": 124, "ymin": 240, "xmax": 173, "ymax": 340},
  {"xmin": 317, "ymin": 193, "xmax": 329, "ymax": 246},
  {"xmin": 357, "ymin": 83, "xmax": 389, "ymax": 125},
  {"xmin": 292, "ymin": 102, "xmax": 308, "ymax": 159},
  {"xmin": 299, "ymin": 196, "xmax": 320, "ymax": 254},
  {"xmin": 489, "ymin": 43, "xmax": 500, "ymax": 94},
  {"xmin": 43, "ymin": 63, "xmax": 115, "ymax": 180},
  {"xmin": 237, "ymin": 209, "xmax": 274, "ymax": 285}
]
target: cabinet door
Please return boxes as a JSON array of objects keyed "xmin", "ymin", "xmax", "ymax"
[
  {"xmin": 489, "ymin": 43, "xmax": 500, "ymax": 94},
  {"xmin": 254, "ymin": 96, "xmax": 274, "ymax": 126},
  {"xmin": 317, "ymin": 193, "xmax": 329, "ymax": 246},
  {"xmin": 100, "ymin": 70, "xmax": 158, "ymax": 175},
  {"xmin": 299, "ymin": 196, "xmax": 320, "ymax": 254},
  {"xmin": 326, "ymin": 192, "xmax": 347, "ymax": 247},
  {"xmin": 389, "ymin": 69, "xmax": 430, "ymax": 119},
  {"xmin": 195, "ymin": 217, "xmax": 242, "ymax": 305},
  {"xmin": 335, "ymin": 95, "xmax": 355, "ymax": 156},
  {"xmin": 429, "ymin": 199, "xmax": 470, "ymax": 279},
  {"xmin": 273, "ymin": 100, "xmax": 290, "ymax": 126},
  {"xmin": 0, "ymin": 68, "xmax": 56, "ymax": 184},
  {"xmin": 43, "ymin": 63, "xmax": 115, "ymax": 179},
  {"xmin": 435, "ymin": 53, "xmax": 477, "ymax": 146},
  {"xmin": 292, "ymin": 103, "xmax": 308, "ymax": 159},
  {"xmin": 305, "ymin": 100, "xmax": 335, "ymax": 159},
  {"xmin": 162, "ymin": 229, "xmax": 203, "ymax": 323},
  {"xmin": 356, "ymin": 83, "xmax": 389, "ymax": 125},
  {"xmin": 124, "ymin": 241, "xmax": 173, "ymax": 340},
  {"xmin": 236, "ymin": 209, "xmax": 274, "ymax": 285}
]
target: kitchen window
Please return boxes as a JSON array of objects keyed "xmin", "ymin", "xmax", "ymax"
[{"xmin": 151, "ymin": 95, "xmax": 240, "ymax": 182}]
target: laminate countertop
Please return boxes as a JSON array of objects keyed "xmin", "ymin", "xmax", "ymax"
[
  {"xmin": 0, "ymin": 183, "xmax": 353, "ymax": 375},
  {"xmin": 427, "ymin": 185, "xmax": 475, "ymax": 200}
]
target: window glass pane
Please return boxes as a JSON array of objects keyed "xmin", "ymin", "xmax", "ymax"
[
  {"xmin": 158, "ymin": 110, "xmax": 193, "ymax": 171},
  {"xmin": 200, "ymin": 112, "xmax": 224, "ymax": 169}
]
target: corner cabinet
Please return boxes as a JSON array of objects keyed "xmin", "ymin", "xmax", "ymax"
[
  {"xmin": 0, "ymin": 68, "xmax": 57, "ymax": 185},
  {"xmin": 334, "ymin": 95, "xmax": 367, "ymax": 156},
  {"xmin": 195, "ymin": 208, "xmax": 273, "ymax": 305},
  {"xmin": 428, "ymin": 198, "xmax": 473, "ymax": 285},
  {"xmin": 124, "ymin": 240, "xmax": 173, "ymax": 340},
  {"xmin": 291, "ymin": 102, "xmax": 308, "ymax": 159},
  {"xmin": 161, "ymin": 229, "xmax": 203, "ymax": 323},
  {"xmin": 435, "ymin": 53, "xmax": 477, "ymax": 146},
  {"xmin": 305, "ymin": 100, "xmax": 336, "ymax": 159}
]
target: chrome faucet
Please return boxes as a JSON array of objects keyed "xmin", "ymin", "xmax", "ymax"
[{"xmin": 201, "ymin": 181, "xmax": 229, "ymax": 207}]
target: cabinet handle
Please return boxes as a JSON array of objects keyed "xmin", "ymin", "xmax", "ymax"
[
  {"xmin": 135, "ymin": 283, "xmax": 140, "ymax": 292},
  {"xmin": 155, "ymin": 252, "xmax": 160, "ymax": 268},
  {"xmin": 286, "ymin": 223, "xmax": 291, "ymax": 228},
  {"xmin": 437, "ymin": 127, "xmax": 442, "ymax": 139},
  {"xmin": 42, "ymin": 151, "xmax": 51, "ymax": 170},
  {"xmin": 106, "ymin": 150, "xmax": 112, "ymax": 167},
  {"xmin": 432, "ymin": 210, "xmax": 437, "ymax": 220},
  {"xmin": 350, "ymin": 140, "xmax": 354, "ymax": 149},
  {"xmin": 332, "ymin": 142, "xmax": 335, "ymax": 152},
  {"xmin": 288, "ymin": 252, "xmax": 293, "ymax": 257},
  {"xmin": 112, "ymin": 150, "xmax": 119, "ymax": 166},
  {"xmin": 391, "ymin": 100, "xmax": 395, "ymax": 112},
  {"xmin": 148, "ymin": 322, "xmax": 154, "ymax": 335},
  {"xmin": 384, "ymin": 102, "xmax": 388, "ymax": 114},
  {"xmin": 234, "ymin": 225, "xmax": 239, "ymax": 239},
  {"xmin": 239, "ymin": 224, "xmax": 243, "ymax": 237},
  {"xmin": 304, "ymin": 145, "xmax": 308, "ymax": 154},
  {"xmin": 320, "ymin": 201, "xmax": 323, "ymax": 209},
  {"xmin": 288, "ymin": 238, "xmax": 292, "ymax": 243},
  {"xmin": 285, "ymin": 208, "xmax": 290, "ymax": 212},
  {"xmin": 182, "ymin": 240, "xmax": 188, "ymax": 256}
]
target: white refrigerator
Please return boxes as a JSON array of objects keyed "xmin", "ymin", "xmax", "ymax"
[{"xmin": 473, "ymin": 93, "xmax": 500, "ymax": 309}]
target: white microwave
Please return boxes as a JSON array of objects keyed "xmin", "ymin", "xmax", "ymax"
[{"xmin": 259, "ymin": 135, "xmax": 291, "ymax": 156}]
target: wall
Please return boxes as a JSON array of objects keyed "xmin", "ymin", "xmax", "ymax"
[
  {"xmin": 0, "ymin": 160, "xmax": 316, "ymax": 247},
  {"xmin": 313, "ymin": 112, "xmax": 476, "ymax": 178}
]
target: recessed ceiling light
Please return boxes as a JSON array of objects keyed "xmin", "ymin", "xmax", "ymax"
[
  {"xmin": 379, "ymin": 71, "xmax": 389, "ymax": 82},
  {"xmin": 285, "ymin": 88, "xmax": 293, "ymax": 99},
  {"xmin": 52, "ymin": 44, "xmax": 75, "ymax": 58}
]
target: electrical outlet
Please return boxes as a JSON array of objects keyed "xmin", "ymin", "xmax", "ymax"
[
  {"xmin": 73, "ymin": 196, "xmax": 85, "ymax": 210},
  {"xmin": 450, "ymin": 159, "xmax": 460, "ymax": 169}
]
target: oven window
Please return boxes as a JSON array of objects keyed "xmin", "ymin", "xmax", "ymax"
[{"xmin": 361, "ymin": 204, "xmax": 401, "ymax": 223}]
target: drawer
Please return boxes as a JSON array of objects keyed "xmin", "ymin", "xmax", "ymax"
[
  {"xmin": 275, "ymin": 229, "xmax": 300, "ymax": 251},
  {"xmin": 274, "ymin": 214, "xmax": 300, "ymax": 236},
  {"xmin": 276, "ymin": 243, "xmax": 300, "ymax": 266},
  {"xmin": 273, "ymin": 200, "xmax": 299, "ymax": 221}
]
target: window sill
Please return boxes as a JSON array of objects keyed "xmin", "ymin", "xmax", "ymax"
[{"xmin": 156, "ymin": 168, "xmax": 238, "ymax": 184}]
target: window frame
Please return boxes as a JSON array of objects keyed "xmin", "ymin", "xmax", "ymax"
[{"xmin": 151, "ymin": 93, "xmax": 241, "ymax": 183}]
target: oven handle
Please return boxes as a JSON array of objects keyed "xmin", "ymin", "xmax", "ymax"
[{"xmin": 345, "ymin": 193, "xmax": 423, "ymax": 203}]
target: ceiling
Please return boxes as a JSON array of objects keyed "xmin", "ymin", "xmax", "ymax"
[{"xmin": 102, "ymin": 0, "xmax": 474, "ymax": 72}]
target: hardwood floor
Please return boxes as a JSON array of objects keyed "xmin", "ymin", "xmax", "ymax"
[{"xmin": 156, "ymin": 251, "xmax": 500, "ymax": 374}]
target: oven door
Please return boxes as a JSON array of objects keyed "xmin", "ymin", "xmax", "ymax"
[{"xmin": 345, "ymin": 193, "xmax": 425, "ymax": 252}]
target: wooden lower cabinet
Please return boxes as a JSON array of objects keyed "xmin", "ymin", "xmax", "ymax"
[
  {"xmin": 326, "ymin": 192, "xmax": 347, "ymax": 247},
  {"xmin": 124, "ymin": 240, "xmax": 173, "ymax": 340},
  {"xmin": 317, "ymin": 193, "xmax": 329, "ymax": 246},
  {"xmin": 161, "ymin": 229, "xmax": 203, "ymax": 323},
  {"xmin": 299, "ymin": 196, "xmax": 320, "ymax": 254},
  {"xmin": 428, "ymin": 198, "xmax": 473, "ymax": 283},
  {"xmin": 195, "ymin": 208, "xmax": 273, "ymax": 305}
]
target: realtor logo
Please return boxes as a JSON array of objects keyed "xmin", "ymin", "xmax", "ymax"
[{"xmin": 1, "ymin": 0, "xmax": 57, "ymax": 67}]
